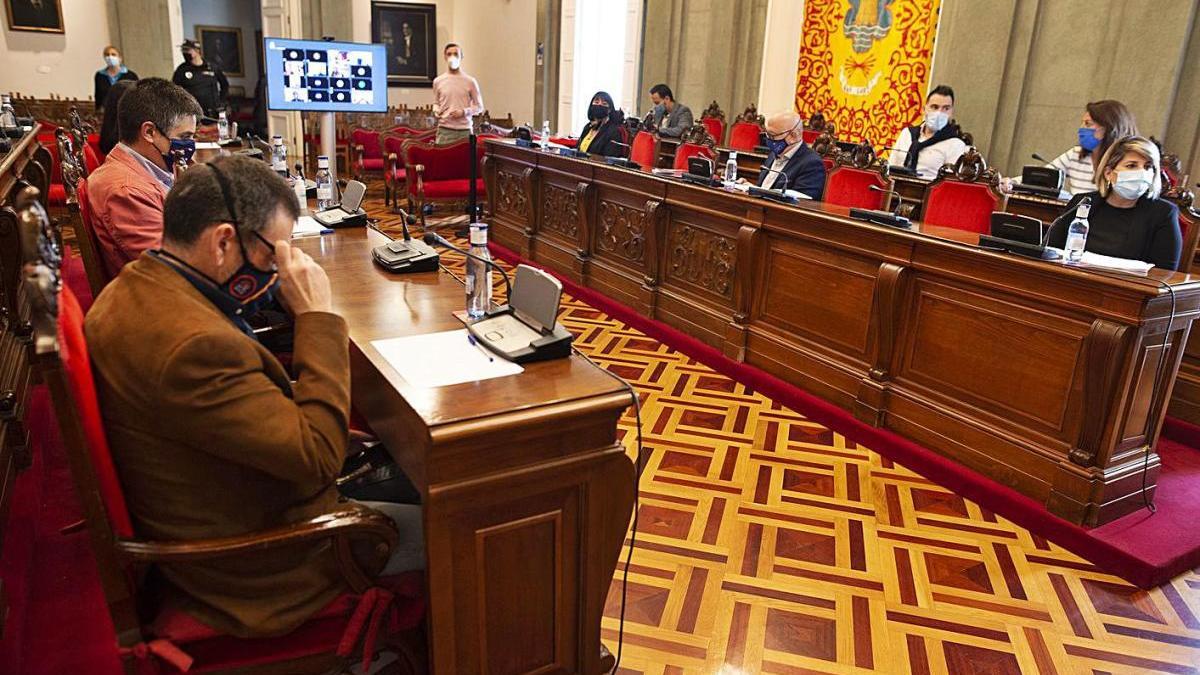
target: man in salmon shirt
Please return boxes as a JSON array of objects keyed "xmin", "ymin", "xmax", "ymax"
[{"xmin": 86, "ymin": 77, "xmax": 202, "ymax": 278}]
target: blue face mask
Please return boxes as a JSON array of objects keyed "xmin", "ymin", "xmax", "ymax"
[
  {"xmin": 1078, "ymin": 126, "xmax": 1101, "ymax": 152},
  {"xmin": 766, "ymin": 137, "xmax": 789, "ymax": 156},
  {"xmin": 155, "ymin": 125, "xmax": 196, "ymax": 168},
  {"xmin": 223, "ymin": 229, "xmax": 280, "ymax": 313}
]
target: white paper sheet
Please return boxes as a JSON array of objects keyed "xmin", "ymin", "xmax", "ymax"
[
  {"xmin": 371, "ymin": 329, "xmax": 523, "ymax": 388},
  {"xmin": 292, "ymin": 215, "xmax": 326, "ymax": 237},
  {"xmin": 1079, "ymin": 251, "xmax": 1154, "ymax": 273}
]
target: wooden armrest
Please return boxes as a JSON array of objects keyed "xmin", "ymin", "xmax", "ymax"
[{"xmin": 116, "ymin": 509, "xmax": 398, "ymax": 564}]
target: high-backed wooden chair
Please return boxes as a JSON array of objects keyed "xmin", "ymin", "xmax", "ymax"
[
  {"xmin": 727, "ymin": 105, "xmax": 764, "ymax": 152},
  {"xmin": 921, "ymin": 148, "xmax": 1008, "ymax": 234},
  {"xmin": 71, "ymin": 178, "xmax": 110, "ymax": 298},
  {"xmin": 671, "ymin": 124, "xmax": 717, "ymax": 171},
  {"xmin": 403, "ymin": 135, "xmax": 493, "ymax": 230},
  {"xmin": 348, "ymin": 127, "xmax": 388, "ymax": 184},
  {"xmin": 803, "ymin": 112, "xmax": 833, "ymax": 145},
  {"xmin": 699, "ymin": 100, "xmax": 726, "ymax": 146},
  {"xmin": 15, "ymin": 186, "xmax": 427, "ymax": 674},
  {"xmin": 629, "ymin": 130, "xmax": 660, "ymax": 171},
  {"xmin": 1163, "ymin": 184, "xmax": 1199, "ymax": 273},
  {"xmin": 824, "ymin": 141, "xmax": 895, "ymax": 211},
  {"xmin": 382, "ymin": 127, "xmax": 436, "ymax": 209},
  {"xmin": 811, "ymin": 131, "xmax": 841, "ymax": 174}
]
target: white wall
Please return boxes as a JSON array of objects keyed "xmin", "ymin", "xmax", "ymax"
[
  {"xmin": 757, "ymin": 0, "xmax": 803, "ymax": 117},
  {"xmin": 452, "ymin": 0, "xmax": 536, "ymax": 125},
  {"xmin": 350, "ymin": 0, "xmax": 454, "ymax": 108},
  {"xmin": 1, "ymin": 0, "xmax": 113, "ymax": 100},
  {"xmin": 181, "ymin": 0, "xmax": 263, "ymax": 94}
]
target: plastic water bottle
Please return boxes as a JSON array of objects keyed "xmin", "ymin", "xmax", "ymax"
[
  {"xmin": 725, "ymin": 152, "xmax": 739, "ymax": 184},
  {"xmin": 315, "ymin": 156, "xmax": 335, "ymax": 209},
  {"xmin": 271, "ymin": 135, "xmax": 287, "ymax": 177},
  {"xmin": 539, "ymin": 119, "xmax": 550, "ymax": 150},
  {"xmin": 1064, "ymin": 196, "xmax": 1091, "ymax": 263},
  {"xmin": 465, "ymin": 222, "xmax": 493, "ymax": 319},
  {"xmin": 0, "ymin": 94, "xmax": 16, "ymax": 129},
  {"xmin": 293, "ymin": 172, "xmax": 308, "ymax": 210},
  {"xmin": 217, "ymin": 111, "xmax": 229, "ymax": 142}
]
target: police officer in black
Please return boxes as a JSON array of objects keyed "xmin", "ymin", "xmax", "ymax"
[{"xmin": 172, "ymin": 39, "xmax": 229, "ymax": 118}]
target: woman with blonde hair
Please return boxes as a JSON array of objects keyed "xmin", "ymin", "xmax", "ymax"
[
  {"xmin": 94, "ymin": 45, "xmax": 139, "ymax": 112},
  {"xmin": 1046, "ymin": 135, "xmax": 1182, "ymax": 270}
]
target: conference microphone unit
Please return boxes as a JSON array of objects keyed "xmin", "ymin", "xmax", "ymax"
[
  {"xmin": 1032, "ymin": 152, "xmax": 1049, "ymax": 163},
  {"xmin": 423, "ymin": 231, "xmax": 513, "ymax": 304},
  {"xmin": 602, "ymin": 140, "xmax": 641, "ymax": 170},
  {"xmin": 371, "ymin": 210, "xmax": 441, "ymax": 273}
]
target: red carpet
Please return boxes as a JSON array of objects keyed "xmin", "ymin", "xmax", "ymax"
[{"xmin": 489, "ymin": 240, "xmax": 1200, "ymax": 589}]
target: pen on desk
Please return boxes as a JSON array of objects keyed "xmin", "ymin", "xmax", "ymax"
[
  {"xmin": 292, "ymin": 228, "xmax": 336, "ymax": 238},
  {"xmin": 467, "ymin": 333, "xmax": 494, "ymax": 361}
]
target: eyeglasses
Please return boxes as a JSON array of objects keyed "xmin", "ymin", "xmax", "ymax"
[{"xmin": 766, "ymin": 119, "xmax": 802, "ymax": 141}]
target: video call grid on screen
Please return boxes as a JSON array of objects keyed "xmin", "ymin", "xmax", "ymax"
[{"xmin": 265, "ymin": 38, "xmax": 388, "ymax": 112}]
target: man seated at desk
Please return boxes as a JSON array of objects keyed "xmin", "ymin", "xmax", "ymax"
[
  {"xmin": 87, "ymin": 78, "xmax": 201, "ymax": 276},
  {"xmin": 648, "ymin": 83, "xmax": 693, "ymax": 138},
  {"xmin": 887, "ymin": 85, "xmax": 968, "ymax": 180},
  {"xmin": 753, "ymin": 111, "xmax": 826, "ymax": 200},
  {"xmin": 84, "ymin": 155, "xmax": 423, "ymax": 638}
]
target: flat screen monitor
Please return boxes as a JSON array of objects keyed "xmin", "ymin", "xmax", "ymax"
[{"xmin": 264, "ymin": 37, "xmax": 387, "ymax": 113}]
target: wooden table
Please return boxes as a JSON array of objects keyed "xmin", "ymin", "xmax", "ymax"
[
  {"xmin": 291, "ymin": 227, "xmax": 635, "ymax": 675},
  {"xmin": 483, "ymin": 139, "xmax": 1200, "ymax": 528}
]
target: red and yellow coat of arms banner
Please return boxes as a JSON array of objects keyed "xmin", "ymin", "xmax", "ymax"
[{"xmin": 794, "ymin": 0, "xmax": 944, "ymax": 148}]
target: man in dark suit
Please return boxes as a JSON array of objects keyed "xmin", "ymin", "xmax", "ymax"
[
  {"xmin": 755, "ymin": 111, "xmax": 826, "ymax": 200},
  {"xmin": 394, "ymin": 20, "xmax": 425, "ymax": 75}
]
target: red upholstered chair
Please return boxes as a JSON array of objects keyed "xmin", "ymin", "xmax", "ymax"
[
  {"xmin": 38, "ymin": 133, "xmax": 68, "ymax": 207},
  {"xmin": 86, "ymin": 132, "xmax": 105, "ymax": 164},
  {"xmin": 14, "ymin": 189, "xmax": 427, "ymax": 675},
  {"xmin": 670, "ymin": 124, "xmax": 718, "ymax": 171},
  {"xmin": 404, "ymin": 135, "xmax": 492, "ymax": 230},
  {"xmin": 629, "ymin": 131, "xmax": 659, "ymax": 171},
  {"xmin": 802, "ymin": 112, "xmax": 834, "ymax": 146},
  {"xmin": 727, "ymin": 121, "xmax": 762, "ymax": 152},
  {"xmin": 82, "ymin": 142, "xmax": 101, "ymax": 175},
  {"xmin": 348, "ymin": 127, "xmax": 387, "ymax": 183},
  {"xmin": 1163, "ymin": 187, "xmax": 1199, "ymax": 272},
  {"xmin": 824, "ymin": 144, "xmax": 894, "ymax": 210},
  {"xmin": 383, "ymin": 128, "xmax": 436, "ymax": 209},
  {"xmin": 921, "ymin": 148, "xmax": 1007, "ymax": 234},
  {"xmin": 698, "ymin": 101, "xmax": 727, "ymax": 145}
]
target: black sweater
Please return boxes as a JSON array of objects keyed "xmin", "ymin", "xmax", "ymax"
[
  {"xmin": 1046, "ymin": 191, "xmax": 1182, "ymax": 271},
  {"xmin": 94, "ymin": 69, "xmax": 139, "ymax": 111},
  {"xmin": 577, "ymin": 112, "xmax": 628, "ymax": 158}
]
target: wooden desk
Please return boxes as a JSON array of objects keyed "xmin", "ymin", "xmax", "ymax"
[
  {"xmin": 484, "ymin": 139, "xmax": 1200, "ymax": 527},
  {"xmin": 0, "ymin": 124, "xmax": 50, "ymax": 632},
  {"xmin": 292, "ymin": 228, "xmax": 635, "ymax": 674}
]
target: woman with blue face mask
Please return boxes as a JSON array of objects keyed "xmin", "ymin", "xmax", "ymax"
[
  {"xmin": 1045, "ymin": 136, "xmax": 1181, "ymax": 270},
  {"xmin": 1044, "ymin": 100, "xmax": 1137, "ymax": 196},
  {"xmin": 94, "ymin": 45, "xmax": 139, "ymax": 113}
]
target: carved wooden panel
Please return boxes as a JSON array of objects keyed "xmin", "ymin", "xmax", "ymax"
[
  {"xmin": 898, "ymin": 281, "xmax": 1085, "ymax": 436},
  {"xmin": 596, "ymin": 200, "xmax": 648, "ymax": 265},
  {"xmin": 495, "ymin": 169, "xmax": 530, "ymax": 221},
  {"xmin": 666, "ymin": 224, "xmax": 736, "ymax": 299},
  {"xmin": 542, "ymin": 183, "xmax": 580, "ymax": 239}
]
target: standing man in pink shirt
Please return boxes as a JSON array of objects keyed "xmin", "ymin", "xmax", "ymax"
[{"xmin": 432, "ymin": 42, "xmax": 484, "ymax": 145}]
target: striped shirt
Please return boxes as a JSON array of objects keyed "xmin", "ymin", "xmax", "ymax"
[{"xmin": 1046, "ymin": 147, "xmax": 1095, "ymax": 196}]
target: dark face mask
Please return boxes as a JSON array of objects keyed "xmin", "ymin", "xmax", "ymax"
[
  {"xmin": 154, "ymin": 125, "xmax": 196, "ymax": 169},
  {"xmin": 766, "ymin": 136, "xmax": 789, "ymax": 156},
  {"xmin": 588, "ymin": 103, "xmax": 610, "ymax": 122},
  {"xmin": 209, "ymin": 163, "xmax": 280, "ymax": 311}
]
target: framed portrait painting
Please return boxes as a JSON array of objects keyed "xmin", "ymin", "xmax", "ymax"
[
  {"xmin": 196, "ymin": 25, "xmax": 245, "ymax": 77},
  {"xmin": 5, "ymin": 0, "xmax": 64, "ymax": 33},
  {"xmin": 371, "ymin": 1, "xmax": 438, "ymax": 87}
]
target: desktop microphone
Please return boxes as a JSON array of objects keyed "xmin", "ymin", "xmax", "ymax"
[
  {"xmin": 1032, "ymin": 152, "xmax": 1049, "ymax": 163},
  {"xmin": 600, "ymin": 140, "xmax": 641, "ymax": 169},
  {"xmin": 370, "ymin": 208, "xmax": 440, "ymax": 273},
  {"xmin": 748, "ymin": 168, "xmax": 799, "ymax": 203},
  {"xmin": 424, "ymin": 231, "xmax": 513, "ymax": 303},
  {"xmin": 868, "ymin": 183, "xmax": 915, "ymax": 209}
]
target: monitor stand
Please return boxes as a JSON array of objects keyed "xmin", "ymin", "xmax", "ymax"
[{"xmin": 320, "ymin": 111, "xmax": 337, "ymax": 185}]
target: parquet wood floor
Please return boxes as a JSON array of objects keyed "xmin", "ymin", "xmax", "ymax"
[{"xmin": 368, "ymin": 190, "xmax": 1200, "ymax": 675}]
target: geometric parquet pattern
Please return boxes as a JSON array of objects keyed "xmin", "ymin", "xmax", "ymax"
[{"xmin": 367, "ymin": 188, "xmax": 1200, "ymax": 675}]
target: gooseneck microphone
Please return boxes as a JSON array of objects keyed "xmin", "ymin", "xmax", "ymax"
[
  {"xmin": 1032, "ymin": 152, "xmax": 1049, "ymax": 164},
  {"xmin": 868, "ymin": 184, "xmax": 916, "ymax": 211},
  {"xmin": 396, "ymin": 208, "xmax": 419, "ymax": 242},
  {"xmin": 424, "ymin": 231, "xmax": 513, "ymax": 303}
]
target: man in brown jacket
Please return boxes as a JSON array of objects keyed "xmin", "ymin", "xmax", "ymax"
[{"xmin": 84, "ymin": 155, "xmax": 422, "ymax": 638}]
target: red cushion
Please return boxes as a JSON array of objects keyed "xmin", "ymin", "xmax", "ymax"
[
  {"xmin": 672, "ymin": 143, "xmax": 715, "ymax": 171},
  {"xmin": 47, "ymin": 182, "xmax": 67, "ymax": 206},
  {"xmin": 700, "ymin": 117, "xmax": 725, "ymax": 145},
  {"xmin": 388, "ymin": 167, "xmax": 407, "ymax": 182},
  {"xmin": 57, "ymin": 284, "xmax": 135, "ymax": 538},
  {"xmin": 923, "ymin": 180, "xmax": 1002, "ymax": 234},
  {"xmin": 630, "ymin": 131, "xmax": 657, "ymax": 170},
  {"xmin": 149, "ymin": 572, "xmax": 424, "ymax": 672},
  {"xmin": 802, "ymin": 129, "xmax": 822, "ymax": 144},
  {"xmin": 350, "ymin": 128, "xmax": 383, "ymax": 159},
  {"xmin": 355, "ymin": 157, "xmax": 385, "ymax": 172},
  {"xmin": 824, "ymin": 166, "xmax": 889, "ymax": 210},
  {"xmin": 83, "ymin": 143, "xmax": 101, "ymax": 174},
  {"xmin": 420, "ymin": 178, "xmax": 487, "ymax": 199},
  {"xmin": 404, "ymin": 137, "xmax": 490, "ymax": 184},
  {"xmin": 549, "ymin": 136, "xmax": 577, "ymax": 148},
  {"xmin": 727, "ymin": 122, "xmax": 761, "ymax": 152},
  {"xmin": 822, "ymin": 157, "xmax": 835, "ymax": 172}
]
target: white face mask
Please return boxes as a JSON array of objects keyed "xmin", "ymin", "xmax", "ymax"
[
  {"xmin": 1111, "ymin": 169, "xmax": 1154, "ymax": 200},
  {"xmin": 447, "ymin": 55, "xmax": 461, "ymax": 70},
  {"xmin": 924, "ymin": 109, "xmax": 949, "ymax": 132},
  {"xmin": 105, "ymin": 55, "xmax": 121, "ymax": 68}
]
